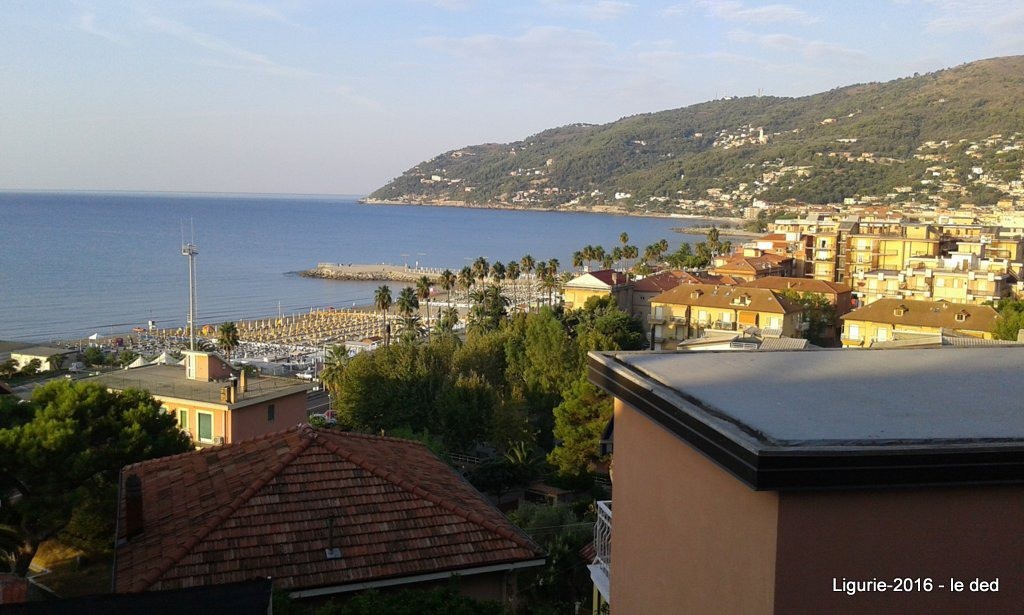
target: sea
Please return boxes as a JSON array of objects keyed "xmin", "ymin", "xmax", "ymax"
[{"xmin": 0, "ymin": 192, "xmax": 707, "ymax": 343}]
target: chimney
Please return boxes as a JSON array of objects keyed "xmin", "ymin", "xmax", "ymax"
[
  {"xmin": 227, "ymin": 380, "xmax": 237, "ymax": 404},
  {"xmin": 124, "ymin": 474, "xmax": 144, "ymax": 538},
  {"xmin": 239, "ymin": 369, "xmax": 248, "ymax": 393}
]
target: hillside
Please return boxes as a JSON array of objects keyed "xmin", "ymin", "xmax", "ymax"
[{"xmin": 368, "ymin": 56, "xmax": 1024, "ymax": 214}]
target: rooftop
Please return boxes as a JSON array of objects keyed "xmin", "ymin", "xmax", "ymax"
[
  {"xmin": 114, "ymin": 426, "xmax": 543, "ymax": 594},
  {"xmin": 588, "ymin": 348, "xmax": 1024, "ymax": 489},
  {"xmin": 90, "ymin": 364, "xmax": 308, "ymax": 407}
]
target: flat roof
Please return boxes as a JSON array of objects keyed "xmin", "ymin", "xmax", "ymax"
[
  {"xmin": 90, "ymin": 364, "xmax": 309, "ymax": 408},
  {"xmin": 588, "ymin": 347, "xmax": 1024, "ymax": 490}
]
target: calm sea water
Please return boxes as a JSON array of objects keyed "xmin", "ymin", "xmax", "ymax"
[{"xmin": 0, "ymin": 192, "xmax": 705, "ymax": 342}]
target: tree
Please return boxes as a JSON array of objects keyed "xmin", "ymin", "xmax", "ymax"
[
  {"xmin": 116, "ymin": 351, "xmax": 139, "ymax": 367},
  {"xmin": 416, "ymin": 276, "xmax": 433, "ymax": 342},
  {"xmin": 0, "ymin": 359, "xmax": 17, "ymax": 379},
  {"xmin": 548, "ymin": 376, "xmax": 613, "ymax": 477},
  {"xmin": 217, "ymin": 321, "xmax": 240, "ymax": 363},
  {"xmin": 440, "ymin": 269, "xmax": 457, "ymax": 312},
  {"xmin": 83, "ymin": 346, "xmax": 106, "ymax": 367},
  {"xmin": 46, "ymin": 354, "xmax": 65, "ymax": 372},
  {"xmin": 435, "ymin": 375, "xmax": 496, "ymax": 452},
  {"xmin": 374, "ymin": 285, "xmax": 393, "ymax": 347},
  {"xmin": 992, "ymin": 299, "xmax": 1024, "ymax": 340},
  {"xmin": 0, "ymin": 380, "xmax": 192, "ymax": 576},
  {"xmin": 320, "ymin": 344, "xmax": 349, "ymax": 397},
  {"xmin": 505, "ymin": 261, "xmax": 521, "ymax": 310},
  {"xmin": 520, "ymin": 254, "xmax": 536, "ymax": 310},
  {"xmin": 18, "ymin": 359, "xmax": 41, "ymax": 376},
  {"xmin": 309, "ymin": 585, "xmax": 502, "ymax": 615}
]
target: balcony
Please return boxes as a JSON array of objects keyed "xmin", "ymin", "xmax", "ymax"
[
  {"xmin": 711, "ymin": 320, "xmax": 737, "ymax": 331},
  {"xmin": 588, "ymin": 500, "xmax": 612, "ymax": 604},
  {"xmin": 648, "ymin": 315, "xmax": 666, "ymax": 325}
]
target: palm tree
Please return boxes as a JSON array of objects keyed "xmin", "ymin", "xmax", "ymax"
[
  {"xmin": 490, "ymin": 261, "xmax": 506, "ymax": 287},
  {"xmin": 572, "ymin": 250, "xmax": 584, "ymax": 273},
  {"xmin": 434, "ymin": 306, "xmax": 459, "ymax": 335},
  {"xmin": 472, "ymin": 256, "xmax": 489, "ymax": 288},
  {"xmin": 593, "ymin": 246, "xmax": 606, "ymax": 269},
  {"xmin": 624, "ymin": 244, "xmax": 639, "ymax": 279},
  {"xmin": 396, "ymin": 286, "xmax": 419, "ymax": 318},
  {"xmin": 619, "ymin": 232, "xmax": 630, "ymax": 250},
  {"xmin": 217, "ymin": 321, "xmax": 240, "ymax": 363},
  {"xmin": 416, "ymin": 276, "xmax": 432, "ymax": 342},
  {"xmin": 520, "ymin": 254, "xmax": 536, "ymax": 310},
  {"xmin": 320, "ymin": 344, "xmax": 348, "ymax": 396},
  {"xmin": 506, "ymin": 261, "xmax": 521, "ymax": 310},
  {"xmin": 440, "ymin": 269, "xmax": 456, "ymax": 312},
  {"xmin": 612, "ymin": 246, "xmax": 623, "ymax": 271},
  {"xmin": 374, "ymin": 285, "xmax": 393, "ymax": 347}
]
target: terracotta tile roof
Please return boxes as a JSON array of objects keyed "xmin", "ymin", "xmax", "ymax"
[
  {"xmin": 650, "ymin": 283, "xmax": 803, "ymax": 314},
  {"xmin": 712, "ymin": 255, "xmax": 786, "ymax": 274},
  {"xmin": 114, "ymin": 426, "xmax": 543, "ymax": 594},
  {"xmin": 843, "ymin": 299, "xmax": 998, "ymax": 331},
  {"xmin": 632, "ymin": 270, "xmax": 686, "ymax": 293},
  {"xmin": 565, "ymin": 269, "xmax": 627, "ymax": 288},
  {"xmin": 741, "ymin": 277, "xmax": 852, "ymax": 296}
]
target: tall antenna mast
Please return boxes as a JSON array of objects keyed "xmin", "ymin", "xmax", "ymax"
[{"xmin": 182, "ymin": 219, "xmax": 199, "ymax": 351}]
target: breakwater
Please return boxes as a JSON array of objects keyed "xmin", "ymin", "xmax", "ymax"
[{"xmin": 301, "ymin": 263, "xmax": 443, "ymax": 283}]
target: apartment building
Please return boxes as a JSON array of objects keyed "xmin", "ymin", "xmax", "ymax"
[
  {"xmin": 587, "ymin": 348, "xmax": 1024, "ymax": 614},
  {"xmin": 840, "ymin": 299, "xmax": 998, "ymax": 347}
]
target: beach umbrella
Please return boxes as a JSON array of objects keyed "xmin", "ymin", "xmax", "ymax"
[
  {"xmin": 127, "ymin": 355, "xmax": 148, "ymax": 369},
  {"xmin": 88, "ymin": 333, "xmax": 101, "ymax": 340}
]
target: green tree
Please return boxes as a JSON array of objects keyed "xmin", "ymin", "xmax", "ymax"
[
  {"xmin": 992, "ymin": 299, "xmax": 1024, "ymax": 340},
  {"xmin": 46, "ymin": 354, "xmax": 66, "ymax": 372},
  {"xmin": 374, "ymin": 285, "xmax": 393, "ymax": 347},
  {"xmin": 548, "ymin": 377, "xmax": 613, "ymax": 477},
  {"xmin": 320, "ymin": 344, "xmax": 349, "ymax": 397},
  {"xmin": 440, "ymin": 269, "xmax": 457, "ymax": 312},
  {"xmin": 0, "ymin": 359, "xmax": 17, "ymax": 379},
  {"xmin": 435, "ymin": 374, "xmax": 497, "ymax": 452},
  {"xmin": 311, "ymin": 585, "xmax": 502, "ymax": 615},
  {"xmin": 18, "ymin": 359, "xmax": 41, "ymax": 376},
  {"xmin": 217, "ymin": 321, "xmax": 240, "ymax": 363},
  {"xmin": 83, "ymin": 346, "xmax": 106, "ymax": 367},
  {"xmin": 0, "ymin": 380, "xmax": 192, "ymax": 576},
  {"xmin": 117, "ymin": 350, "xmax": 139, "ymax": 367},
  {"xmin": 416, "ymin": 276, "xmax": 433, "ymax": 342}
]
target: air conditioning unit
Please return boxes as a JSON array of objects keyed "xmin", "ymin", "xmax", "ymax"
[{"xmin": 213, "ymin": 436, "xmax": 225, "ymax": 445}]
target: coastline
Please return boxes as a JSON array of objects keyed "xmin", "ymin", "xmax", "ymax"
[{"xmin": 360, "ymin": 197, "xmax": 742, "ymax": 224}]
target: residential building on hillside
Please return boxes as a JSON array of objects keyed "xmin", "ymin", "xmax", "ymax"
[
  {"xmin": 629, "ymin": 270, "xmax": 702, "ymax": 332},
  {"xmin": 740, "ymin": 277, "xmax": 854, "ymax": 344},
  {"xmin": 840, "ymin": 299, "xmax": 998, "ymax": 348},
  {"xmin": 710, "ymin": 252, "xmax": 793, "ymax": 281},
  {"xmin": 90, "ymin": 350, "xmax": 309, "ymax": 445},
  {"xmin": 649, "ymin": 284, "xmax": 803, "ymax": 350},
  {"xmin": 561, "ymin": 269, "xmax": 631, "ymax": 311},
  {"xmin": 113, "ymin": 426, "xmax": 544, "ymax": 604},
  {"xmin": 586, "ymin": 348, "xmax": 1024, "ymax": 614}
]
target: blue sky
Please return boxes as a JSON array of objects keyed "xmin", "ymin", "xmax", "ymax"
[{"xmin": 2, "ymin": 1, "xmax": 1022, "ymax": 194}]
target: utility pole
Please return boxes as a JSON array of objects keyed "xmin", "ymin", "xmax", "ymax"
[{"xmin": 182, "ymin": 224, "xmax": 199, "ymax": 351}]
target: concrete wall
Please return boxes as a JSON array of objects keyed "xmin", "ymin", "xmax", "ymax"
[
  {"xmin": 775, "ymin": 486, "xmax": 1024, "ymax": 614},
  {"xmin": 230, "ymin": 391, "xmax": 307, "ymax": 442},
  {"xmin": 610, "ymin": 399, "xmax": 778, "ymax": 614}
]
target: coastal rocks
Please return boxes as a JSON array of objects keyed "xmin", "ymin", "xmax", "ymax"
[{"xmin": 300, "ymin": 263, "xmax": 441, "ymax": 283}]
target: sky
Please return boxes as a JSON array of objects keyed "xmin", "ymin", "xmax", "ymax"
[{"xmin": 2, "ymin": 1, "xmax": 1023, "ymax": 195}]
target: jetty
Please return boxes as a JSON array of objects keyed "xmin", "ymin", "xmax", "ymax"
[{"xmin": 300, "ymin": 263, "xmax": 443, "ymax": 283}]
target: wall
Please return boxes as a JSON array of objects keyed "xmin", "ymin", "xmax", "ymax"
[
  {"xmin": 610, "ymin": 399, "xmax": 778, "ymax": 614},
  {"xmin": 159, "ymin": 398, "xmax": 228, "ymax": 445},
  {"xmin": 230, "ymin": 390, "xmax": 307, "ymax": 442},
  {"xmin": 775, "ymin": 486, "xmax": 1024, "ymax": 614}
]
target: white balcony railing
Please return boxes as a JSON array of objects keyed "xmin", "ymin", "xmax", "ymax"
[{"xmin": 589, "ymin": 500, "xmax": 612, "ymax": 603}]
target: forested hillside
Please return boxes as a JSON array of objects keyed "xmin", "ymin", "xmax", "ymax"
[{"xmin": 369, "ymin": 56, "xmax": 1024, "ymax": 212}]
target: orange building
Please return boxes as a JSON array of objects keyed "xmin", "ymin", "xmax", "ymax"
[
  {"xmin": 92, "ymin": 351, "xmax": 309, "ymax": 446},
  {"xmin": 587, "ymin": 348, "xmax": 1024, "ymax": 614}
]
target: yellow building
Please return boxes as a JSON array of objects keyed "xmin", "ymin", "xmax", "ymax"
[
  {"xmin": 650, "ymin": 284, "xmax": 803, "ymax": 350},
  {"xmin": 561, "ymin": 269, "xmax": 631, "ymax": 311},
  {"xmin": 841, "ymin": 299, "xmax": 997, "ymax": 348}
]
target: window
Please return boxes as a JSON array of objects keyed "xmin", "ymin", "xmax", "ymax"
[
  {"xmin": 178, "ymin": 409, "xmax": 189, "ymax": 432},
  {"xmin": 197, "ymin": 411, "xmax": 214, "ymax": 443},
  {"xmin": 876, "ymin": 328, "xmax": 888, "ymax": 342},
  {"xmin": 267, "ymin": 404, "xmax": 275, "ymax": 423},
  {"xmin": 848, "ymin": 324, "xmax": 861, "ymax": 339}
]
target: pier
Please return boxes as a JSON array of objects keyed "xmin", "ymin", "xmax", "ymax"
[{"xmin": 300, "ymin": 263, "xmax": 443, "ymax": 283}]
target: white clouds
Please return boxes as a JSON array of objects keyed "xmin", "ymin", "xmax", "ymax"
[
  {"xmin": 145, "ymin": 16, "xmax": 324, "ymax": 79},
  {"xmin": 541, "ymin": 0, "xmax": 636, "ymax": 21},
  {"xmin": 669, "ymin": 0, "xmax": 818, "ymax": 24},
  {"xmin": 919, "ymin": 0, "xmax": 1024, "ymax": 42},
  {"xmin": 728, "ymin": 29, "xmax": 866, "ymax": 61},
  {"xmin": 419, "ymin": 26, "xmax": 618, "ymax": 93},
  {"xmin": 76, "ymin": 12, "xmax": 129, "ymax": 46}
]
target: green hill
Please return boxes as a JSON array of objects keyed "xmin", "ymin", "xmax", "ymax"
[{"xmin": 368, "ymin": 56, "xmax": 1024, "ymax": 213}]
